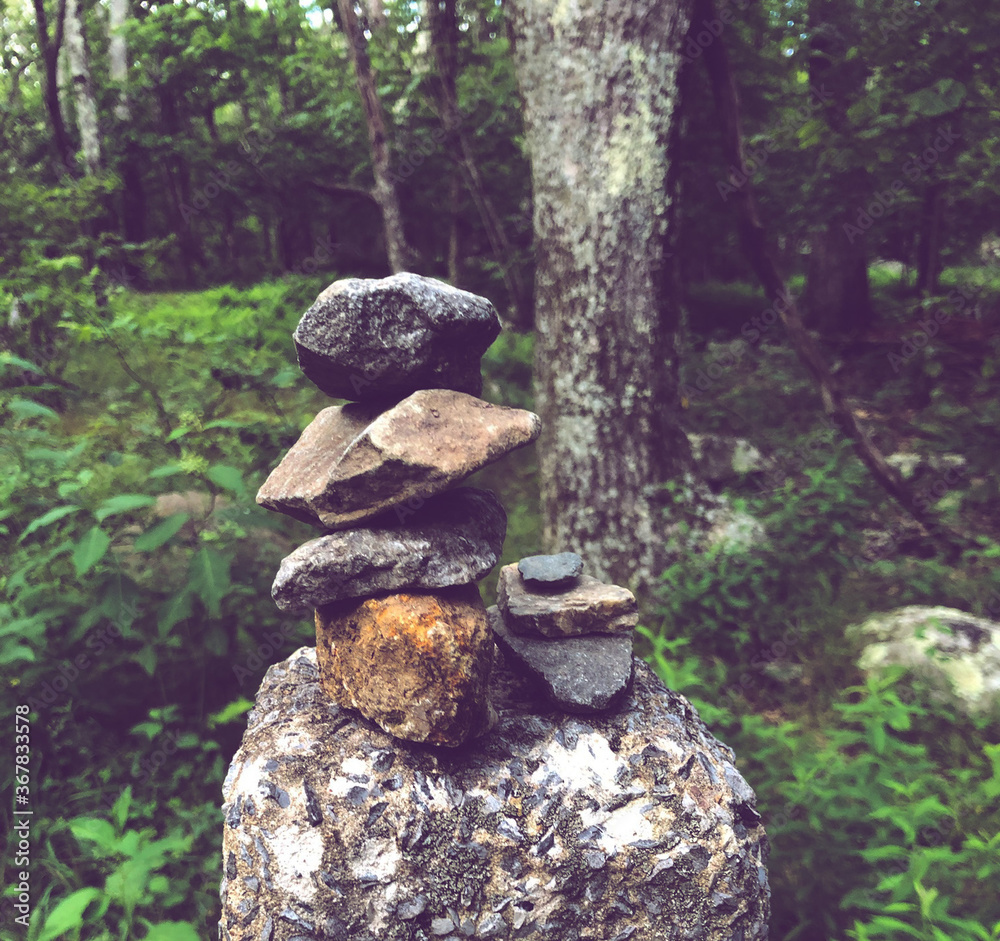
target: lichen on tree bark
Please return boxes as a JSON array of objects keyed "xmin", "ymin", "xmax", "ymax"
[{"xmin": 509, "ymin": 0, "xmax": 694, "ymax": 596}]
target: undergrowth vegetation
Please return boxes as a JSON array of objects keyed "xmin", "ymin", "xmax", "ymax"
[{"xmin": 2, "ymin": 271, "xmax": 999, "ymax": 939}]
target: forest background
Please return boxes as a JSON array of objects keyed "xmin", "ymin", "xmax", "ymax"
[{"xmin": 2, "ymin": 0, "xmax": 1000, "ymax": 938}]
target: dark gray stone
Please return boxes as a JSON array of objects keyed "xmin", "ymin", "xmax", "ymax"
[
  {"xmin": 271, "ymin": 489, "xmax": 506, "ymax": 613},
  {"xmin": 488, "ymin": 607, "xmax": 634, "ymax": 714},
  {"xmin": 293, "ymin": 273, "xmax": 502, "ymax": 402},
  {"xmin": 219, "ymin": 647, "xmax": 770, "ymax": 941},
  {"xmin": 516, "ymin": 552, "xmax": 583, "ymax": 590}
]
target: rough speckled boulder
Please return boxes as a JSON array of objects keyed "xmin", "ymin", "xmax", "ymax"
[
  {"xmin": 219, "ymin": 647, "xmax": 770, "ymax": 941},
  {"xmin": 847, "ymin": 605, "xmax": 1000, "ymax": 715},
  {"xmin": 294, "ymin": 273, "xmax": 502, "ymax": 401}
]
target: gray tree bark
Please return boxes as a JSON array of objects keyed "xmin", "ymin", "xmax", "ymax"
[
  {"xmin": 508, "ymin": 0, "xmax": 693, "ymax": 595},
  {"xmin": 336, "ymin": 0, "xmax": 417, "ymax": 273},
  {"xmin": 107, "ymin": 0, "xmax": 130, "ymax": 121},
  {"xmin": 64, "ymin": 0, "xmax": 101, "ymax": 175}
]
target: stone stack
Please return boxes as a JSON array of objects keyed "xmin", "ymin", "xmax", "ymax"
[
  {"xmin": 489, "ymin": 553, "xmax": 639, "ymax": 714},
  {"xmin": 256, "ymin": 273, "xmax": 540, "ymax": 747}
]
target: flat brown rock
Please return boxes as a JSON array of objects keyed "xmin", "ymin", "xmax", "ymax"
[
  {"xmin": 496, "ymin": 563, "xmax": 638, "ymax": 637},
  {"xmin": 256, "ymin": 389, "xmax": 540, "ymax": 530},
  {"xmin": 315, "ymin": 585, "xmax": 496, "ymax": 747}
]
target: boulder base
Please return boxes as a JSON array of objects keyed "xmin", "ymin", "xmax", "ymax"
[{"xmin": 220, "ymin": 648, "xmax": 770, "ymax": 941}]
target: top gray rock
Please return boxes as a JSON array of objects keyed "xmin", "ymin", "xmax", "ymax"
[{"xmin": 294, "ymin": 273, "xmax": 502, "ymax": 401}]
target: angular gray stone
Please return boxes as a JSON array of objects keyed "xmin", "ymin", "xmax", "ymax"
[
  {"xmin": 220, "ymin": 646, "xmax": 770, "ymax": 941},
  {"xmin": 847, "ymin": 605, "xmax": 1000, "ymax": 715},
  {"xmin": 256, "ymin": 390, "xmax": 540, "ymax": 530},
  {"xmin": 516, "ymin": 552, "xmax": 583, "ymax": 590},
  {"xmin": 496, "ymin": 563, "xmax": 638, "ymax": 637},
  {"xmin": 271, "ymin": 489, "xmax": 507, "ymax": 613},
  {"xmin": 488, "ymin": 606, "xmax": 634, "ymax": 714},
  {"xmin": 294, "ymin": 273, "xmax": 502, "ymax": 401}
]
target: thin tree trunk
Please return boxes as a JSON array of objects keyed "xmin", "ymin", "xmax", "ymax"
[
  {"xmin": 64, "ymin": 0, "xmax": 101, "ymax": 175},
  {"xmin": 694, "ymin": 0, "xmax": 966, "ymax": 552},
  {"xmin": 804, "ymin": 223, "xmax": 873, "ymax": 334},
  {"xmin": 429, "ymin": 0, "xmax": 530, "ymax": 323},
  {"xmin": 32, "ymin": 0, "xmax": 74, "ymax": 175},
  {"xmin": 916, "ymin": 183, "xmax": 944, "ymax": 294},
  {"xmin": 509, "ymin": 0, "xmax": 694, "ymax": 594},
  {"xmin": 447, "ymin": 172, "xmax": 462, "ymax": 285},
  {"xmin": 336, "ymin": 0, "xmax": 417, "ymax": 273},
  {"xmin": 107, "ymin": 0, "xmax": 129, "ymax": 120}
]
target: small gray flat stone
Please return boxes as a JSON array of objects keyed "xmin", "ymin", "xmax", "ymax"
[
  {"xmin": 488, "ymin": 607, "xmax": 635, "ymax": 714},
  {"xmin": 294, "ymin": 273, "xmax": 501, "ymax": 402},
  {"xmin": 497, "ymin": 564, "xmax": 638, "ymax": 638},
  {"xmin": 517, "ymin": 552, "xmax": 583, "ymax": 589},
  {"xmin": 271, "ymin": 489, "xmax": 506, "ymax": 613}
]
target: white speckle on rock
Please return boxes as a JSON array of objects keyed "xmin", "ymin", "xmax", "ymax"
[
  {"xmin": 350, "ymin": 836, "xmax": 402, "ymax": 884},
  {"xmin": 529, "ymin": 731, "xmax": 622, "ymax": 798},
  {"xmin": 580, "ymin": 798, "xmax": 653, "ymax": 853},
  {"xmin": 266, "ymin": 824, "xmax": 324, "ymax": 903}
]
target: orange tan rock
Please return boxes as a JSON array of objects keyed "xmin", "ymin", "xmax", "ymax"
[{"xmin": 315, "ymin": 585, "xmax": 496, "ymax": 747}]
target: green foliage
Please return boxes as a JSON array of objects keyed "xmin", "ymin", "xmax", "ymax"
[{"xmin": 0, "ymin": 276, "xmax": 335, "ymax": 936}]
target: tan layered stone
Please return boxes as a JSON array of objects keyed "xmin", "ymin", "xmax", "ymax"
[
  {"xmin": 256, "ymin": 389, "xmax": 540, "ymax": 530},
  {"xmin": 315, "ymin": 585, "xmax": 496, "ymax": 747},
  {"xmin": 497, "ymin": 563, "xmax": 638, "ymax": 638}
]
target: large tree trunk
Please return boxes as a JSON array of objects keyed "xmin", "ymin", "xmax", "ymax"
[
  {"xmin": 64, "ymin": 0, "xmax": 101, "ymax": 175},
  {"xmin": 107, "ymin": 0, "xmax": 146, "ymax": 285},
  {"xmin": 336, "ymin": 0, "xmax": 417, "ymax": 273},
  {"xmin": 802, "ymin": 0, "xmax": 874, "ymax": 334},
  {"xmin": 804, "ymin": 223, "xmax": 873, "ymax": 334},
  {"xmin": 509, "ymin": 0, "xmax": 693, "ymax": 595}
]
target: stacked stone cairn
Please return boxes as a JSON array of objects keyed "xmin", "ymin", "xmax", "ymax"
[
  {"xmin": 255, "ymin": 273, "xmax": 644, "ymax": 746},
  {"xmin": 256, "ymin": 273, "xmax": 543, "ymax": 747}
]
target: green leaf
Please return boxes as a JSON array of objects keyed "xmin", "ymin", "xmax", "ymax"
[
  {"xmin": 19, "ymin": 505, "xmax": 81, "ymax": 541},
  {"xmin": 135, "ymin": 645, "xmax": 158, "ymax": 676},
  {"xmin": 36, "ymin": 887, "xmax": 101, "ymax": 941},
  {"xmin": 111, "ymin": 786, "xmax": 132, "ymax": 832},
  {"xmin": 207, "ymin": 697, "xmax": 253, "ymax": 727},
  {"xmin": 72, "ymin": 527, "xmax": 112, "ymax": 577},
  {"xmin": 142, "ymin": 921, "xmax": 202, "ymax": 941},
  {"xmin": 6, "ymin": 397, "xmax": 59, "ymax": 421},
  {"xmin": 69, "ymin": 817, "xmax": 120, "ymax": 855},
  {"xmin": 0, "ymin": 642, "xmax": 36, "ymax": 665},
  {"xmin": 188, "ymin": 548, "xmax": 230, "ymax": 618},
  {"xmin": 158, "ymin": 591, "xmax": 192, "ymax": 636},
  {"xmin": 149, "ymin": 464, "xmax": 185, "ymax": 479},
  {"xmin": 134, "ymin": 513, "xmax": 189, "ymax": 551},
  {"xmin": 206, "ymin": 464, "xmax": 244, "ymax": 494},
  {"xmin": 0, "ymin": 352, "xmax": 44, "ymax": 374},
  {"xmin": 95, "ymin": 494, "xmax": 157, "ymax": 522}
]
